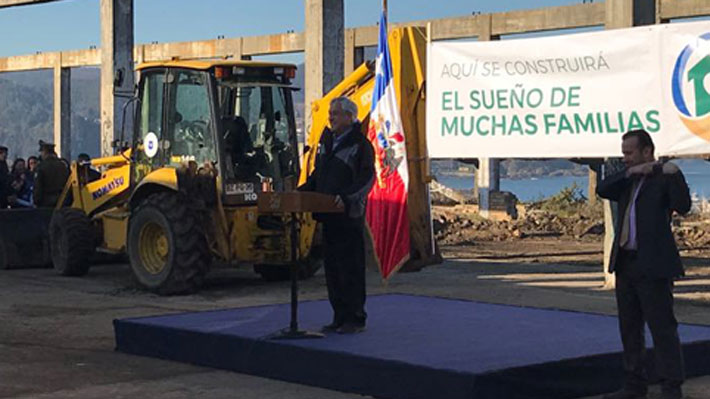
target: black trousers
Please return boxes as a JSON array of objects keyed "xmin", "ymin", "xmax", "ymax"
[
  {"xmin": 323, "ymin": 220, "xmax": 367, "ymax": 326},
  {"xmin": 614, "ymin": 250, "xmax": 684, "ymax": 391}
]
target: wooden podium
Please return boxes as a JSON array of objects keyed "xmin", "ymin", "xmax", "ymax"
[
  {"xmin": 258, "ymin": 191, "xmax": 343, "ymax": 339},
  {"xmin": 257, "ymin": 191, "xmax": 344, "ymax": 214}
]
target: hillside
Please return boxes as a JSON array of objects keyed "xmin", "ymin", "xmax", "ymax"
[
  {"xmin": 1, "ymin": 66, "xmax": 584, "ymax": 179},
  {"xmin": 0, "ymin": 68, "xmax": 101, "ymax": 160}
]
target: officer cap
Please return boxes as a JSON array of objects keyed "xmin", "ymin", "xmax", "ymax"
[{"xmin": 38, "ymin": 140, "xmax": 56, "ymax": 151}]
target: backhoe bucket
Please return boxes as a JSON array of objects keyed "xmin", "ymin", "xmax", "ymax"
[{"xmin": 0, "ymin": 208, "xmax": 53, "ymax": 269}]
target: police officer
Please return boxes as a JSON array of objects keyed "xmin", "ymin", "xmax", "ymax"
[{"xmin": 34, "ymin": 140, "xmax": 70, "ymax": 208}]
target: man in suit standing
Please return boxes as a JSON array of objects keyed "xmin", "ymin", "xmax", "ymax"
[
  {"xmin": 300, "ymin": 97, "xmax": 375, "ymax": 334},
  {"xmin": 598, "ymin": 129, "xmax": 691, "ymax": 399}
]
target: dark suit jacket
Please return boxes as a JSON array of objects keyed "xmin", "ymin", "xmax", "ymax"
[
  {"xmin": 300, "ymin": 122, "xmax": 375, "ymax": 225},
  {"xmin": 597, "ymin": 166, "xmax": 691, "ymax": 278}
]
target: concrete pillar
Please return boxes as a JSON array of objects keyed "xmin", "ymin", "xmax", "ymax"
[
  {"xmin": 477, "ymin": 158, "xmax": 500, "ymax": 217},
  {"xmin": 100, "ymin": 0, "xmax": 134, "ymax": 157},
  {"xmin": 304, "ymin": 0, "xmax": 344, "ymax": 134},
  {"xmin": 602, "ymin": 0, "xmax": 656, "ymax": 288},
  {"xmin": 588, "ymin": 167, "xmax": 597, "ymax": 206},
  {"xmin": 344, "ymin": 28, "xmax": 355, "ymax": 75},
  {"xmin": 53, "ymin": 59, "xmax": 71, "ymax": 160},
  {"xmin": 354, "ymin": 47, "xmax": 365, "ymax": 70},
  {"xmin": 606, "ymin": 0, "xmax": 656, "ymax": 28},
  {"xmin": 476, "ymin": 14, "xmax": 501, "ymax": 216}
]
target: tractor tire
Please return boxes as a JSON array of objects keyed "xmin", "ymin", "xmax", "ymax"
[
  {"xmin": 254, "ymin": 244, "xmax": 323, "ymax": 282},
  {"xmin": 128, "ymin": 192, "xmax": 210, "ymax": 295},
  {"xmin": 49, "ymin": 208, "xmax": 94, "ymax": 276}
]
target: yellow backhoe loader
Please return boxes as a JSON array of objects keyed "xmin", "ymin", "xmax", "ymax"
[
  {"xmin": 6, "ymin": 26, "xmax": 438, "ymax": 293},
  {"xmin": 49, "ymin": 60, "xmax": 322, "ymax": 294}
]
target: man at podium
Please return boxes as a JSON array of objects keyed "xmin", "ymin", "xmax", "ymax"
[{"xmin": 300, "ymin": 97, "xmax": 375, "ymax": 334}]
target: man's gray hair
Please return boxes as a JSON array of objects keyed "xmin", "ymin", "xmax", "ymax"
[{"xmin": 330, "ymin": 97, "xmax": 359, "ymax": 121}]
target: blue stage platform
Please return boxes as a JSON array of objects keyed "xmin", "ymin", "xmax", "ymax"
[{"xmin": 114, "ymin": 295, "xmax": 710, "ymax": 399}]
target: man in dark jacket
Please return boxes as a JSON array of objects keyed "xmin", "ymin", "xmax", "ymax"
[
  {"xmin": 34, "ymin": 140, "xmax": 70, "ymax": 208},
  {"xmin": 597, "ymin": 129, "xmax": 691, "ymax": 399},
  {"xmin": 300, "ymin": 97, "xmax": 375, "ymax": 334},
  {"xmin": 0, "ymin": 146, "xmax": 8, "ymax": 209}
]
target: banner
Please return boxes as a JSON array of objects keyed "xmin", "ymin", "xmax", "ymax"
[
  {"xmin": 366, "ymin": 11, "xmax": 410, "ymax": 280},
  {"xmin": 426, "ymin": 21, "xmax": 710, "ymax": 158}
]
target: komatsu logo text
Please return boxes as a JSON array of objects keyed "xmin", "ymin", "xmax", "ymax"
[{"xmin": 92, "ymin": 177, "xmax": 125, "ymax": 200}]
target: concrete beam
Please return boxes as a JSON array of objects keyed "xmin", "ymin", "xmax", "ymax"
[
  {"xmin": 659, "ymin": 0, "xmax": 710, "ymax": 20},
  {"xmin": 241, "ymin": 32, "xmax": 304, "ymax": 56},
  {"xmin": 0, "ymin": 49, "xmax": 100, "ymax": 72},
  {"xmin": 353, "ymin": 3, "xmax": 605, "ymax": 47},
  {"xmin": 0, "ymin": 0, "xmax": 60, "ymax": 8},
  {"xmin": 304, "ymin": 0, "xmax": 344, "ymax": 134},
  {"xmin": 140, "ymin": 37, "xmax": 242, "ymax": 62},
  {"xmin": 6, "ymin": 1, "xmax": 710, "ymax": 75},
  {"xmin": 491, "ymin": 3, "xmax": 605, "ymax": 36},
  {"xmin": 53, "ymin": 59, "xmax": 70, "ymax": 160},
  {"xmin": 100, "ymin": 0, "xmax": 134, "ymax": 157}
]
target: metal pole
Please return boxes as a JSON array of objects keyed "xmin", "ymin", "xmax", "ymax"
[{"xmin": 290, "ymin": 213, "xmax": 299, "ymax": 332}]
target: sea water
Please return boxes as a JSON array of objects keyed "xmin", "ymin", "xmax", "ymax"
[{"xmin": 435, "ymin": 159, "xmax": 710, "ymax": 203}]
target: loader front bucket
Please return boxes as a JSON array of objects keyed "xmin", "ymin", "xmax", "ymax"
[{"xmin": 0, "ymin": 208, "xmax": 53, "ymax": 269}]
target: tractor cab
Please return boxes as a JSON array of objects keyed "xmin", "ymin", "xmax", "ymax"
[
  {"xmin": 215, "ymin": 63, "xmax": 299, "ymax": 202},
  {"xmin": 133, "ymin": 60, "xmax": 299, "ymax": 204}
]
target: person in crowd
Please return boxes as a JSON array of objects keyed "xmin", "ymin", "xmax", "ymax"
[
  {"xmin": 8, "ymin": 158, "xmax": 33, "ymax": 208},
  {"xmin": 597, "ymin": 129, "xmax": 690, "ymax": 399},
  {"xmin": 27, "ymin": 156, "xmax": 38, "ymax": 173},
  {"xmin": 0, "ymin": 146, "xmax": 9, "ymax": 209}
]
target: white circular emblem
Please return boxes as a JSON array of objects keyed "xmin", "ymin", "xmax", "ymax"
[{"xmin": 144, "ymin": 132, "xmax": 159, "ymax": 158}]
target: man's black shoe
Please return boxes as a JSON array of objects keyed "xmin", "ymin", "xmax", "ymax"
[
  {"xmin": 336, "ymin": 323, "xmax": 366, "ymax": 334},
  {"xmin": 320, "ymin": 322, "xmax": 342, "ymax": 333},
  {"xmin": 601, "ymin": 388, "xmax": 647, "ymax": 399}
]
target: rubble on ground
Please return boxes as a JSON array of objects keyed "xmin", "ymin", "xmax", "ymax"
[
  {"xmin": 433, "ymin": 204, "xmax": 604, "ymax": 245},
  {"xmin": 433, "ymin": 183, "xmax": 603, "ymax": 245},
  {"xmin": 431, "ymin": 182, "xmax": 710, "ymax": 248}
]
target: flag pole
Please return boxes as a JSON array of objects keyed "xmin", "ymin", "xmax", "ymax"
[
  {"xmin": 426, "ymin": 21, "xmax": 436, "ymax": 257},
  {"xmin": 383, "ymin": 0, "xmax": 388, "ymax": 19}
]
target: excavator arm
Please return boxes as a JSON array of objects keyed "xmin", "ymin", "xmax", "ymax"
[{"xmin": 299, "ymin": 26, "xmax": 440, "ymax": 270}]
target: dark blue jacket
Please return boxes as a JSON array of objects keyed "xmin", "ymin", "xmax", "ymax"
[
  {"xmin": 597, "ymin": 165, "xmax": 691, "ymax": 278},
  {"xmin": 301, "ymin": 122, "xmax": 375, "ymax": 224}
]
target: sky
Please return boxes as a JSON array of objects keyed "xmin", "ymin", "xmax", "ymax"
[{"xmin": 0, "ymin": 0, "xmax": 585, "ymax": 60}]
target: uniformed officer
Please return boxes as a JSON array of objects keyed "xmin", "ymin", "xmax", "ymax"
[{"xmin": 34, "ymin": 140, "xmax": 70, "ymax": 208}]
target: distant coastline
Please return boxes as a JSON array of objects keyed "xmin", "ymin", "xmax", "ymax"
[{"xmin": 437, "ymin": 169, "xmax": 588, "ymax": 180}]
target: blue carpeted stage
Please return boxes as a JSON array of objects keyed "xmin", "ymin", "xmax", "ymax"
[{"xmin": 114, "ymin": 295, "xmax": 710, "ymax": 399}]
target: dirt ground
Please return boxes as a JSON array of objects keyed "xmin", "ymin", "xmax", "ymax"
[{"xmin": 2, "ymin": 237, "xmax": 710, "ymax": 399}]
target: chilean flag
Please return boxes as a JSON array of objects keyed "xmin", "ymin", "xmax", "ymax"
[{"xmin": 366, "ymin": 10, "xmax": 410, "ymax": 280}]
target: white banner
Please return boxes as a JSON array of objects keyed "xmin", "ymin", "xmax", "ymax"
[{"xmin": 426, "ymin": 21, "xmax": 710, "ymax": 158}]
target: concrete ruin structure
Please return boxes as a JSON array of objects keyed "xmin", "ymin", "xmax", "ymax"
[{"xmin": 0, "ymin": 0, "xmax": 709, "ymax": 212}]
